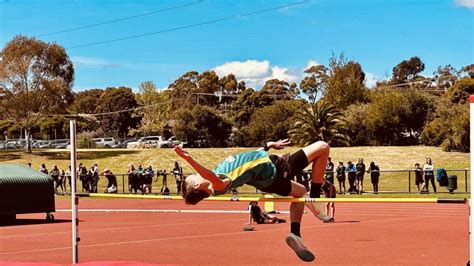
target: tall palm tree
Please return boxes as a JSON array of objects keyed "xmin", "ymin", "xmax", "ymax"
[{"xmin": 289, "ymin": 100, "xmax": 349, "ymax": 146}]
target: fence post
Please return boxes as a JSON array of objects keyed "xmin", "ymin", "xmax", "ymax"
[
  {"xmin": 122, "ymin": 174, "xmax": 125, "ymax": 194},
  {"xmin": 408, "ymin": 170, "xmax": 411, "ymax": 193},
  {"xmin": 466, "ymin": 169, "xmax": 468, "ymax": 193}
]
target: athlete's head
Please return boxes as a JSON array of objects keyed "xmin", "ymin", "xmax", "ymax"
[{"xmin": 181, "ymin": 174, "xmax": 212, "ymax": 205}]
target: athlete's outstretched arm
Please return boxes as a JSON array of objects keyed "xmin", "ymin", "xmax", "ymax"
[{"xmin": 173, "ymin": 146, "xmax": 228, "ymax": 191}]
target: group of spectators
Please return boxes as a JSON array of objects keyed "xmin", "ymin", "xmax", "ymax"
[
  {"xmin": 33, "ymin": 161, "xmax": 184, "ymax": 195},
  {"xmin": 126, "ymin": 162, "xmax": 183, "ymax": 195},
  {"xmin": 414, "ymin": 157, "xmax": 437, "ymax": 193},
  {"xmin": 326, "ymin": 157, "xmax": 381, "ymax": 195},
  {"xmin": 37, "ymin": 163, "xmax": 72, "ymax": 195}
]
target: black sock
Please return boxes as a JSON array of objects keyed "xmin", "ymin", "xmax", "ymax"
[
  {"xmin": 310, "ymin": 183, "xmax": 322, "ymax": 198},
  {"xmin": 291, "ymin": 222, "xmax": 301, "ymax": 237}
]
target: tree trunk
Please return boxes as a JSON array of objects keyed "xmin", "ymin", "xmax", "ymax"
[{"xmin": 25, "ymin": 128, "xmax": 32, "ymax": 153}]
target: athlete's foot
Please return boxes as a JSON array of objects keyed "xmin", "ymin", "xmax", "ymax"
[
  {"xmin": 285, "ymin": 233, "xmax": 315, "ymax": 262},
  {"xmin": 305, "ymin": 201, "xmax": 331, "ymax": 222}
]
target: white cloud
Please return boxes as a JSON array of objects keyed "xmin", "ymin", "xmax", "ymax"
[
  {"xmin": 454, "ymin": 0, "xmax": 474, "ymax": 9},
  {"xmin": 71, "ymin": 56, "xmax": 121, "ymax": 68},
  {"xmin": 214, "ymin": 59, "xmax": 320, "ymax": 89},
  {"xmin": 365, "ymin": 72, "xmax": 379, "ymax": 88},
  {"xmin": 305, "ymin": 59, "xmax": 320, "ymax": 70}
]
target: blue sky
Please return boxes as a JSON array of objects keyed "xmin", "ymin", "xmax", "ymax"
[{"xmin": 1, "ymin": 0, "xmax": 473, "ymax": 91}]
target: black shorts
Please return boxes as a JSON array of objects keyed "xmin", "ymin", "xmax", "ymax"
[{"xmin": 259, "ymin": 149, "xmax": 309, "ymax": 197}]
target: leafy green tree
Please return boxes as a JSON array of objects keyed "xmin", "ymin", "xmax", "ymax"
[
  {"xmin": 364, "ymin": 89, "xmax": 435, "ymax": 145},
  {"xmin": 421, "ymin": 98, "xmax": 469, "ymax": 152},
  {"xmin": 289, "ymin": 101, "xmax": 348, "ymax": 147},
  {"xmin": 242, "ymin": 100, "xmax": 301, "ymax": 146},
  {"xmin": 70, "ymin": 89, "xmax": 103, "ymax": 114},
  {"xmin": 131, "ymin": 81, "xmax": 172, "ymax": 136},
  {"xmin": 432, "ymin": 65, "xmax": 459, "ymax": 91},
  {"xmin": 173, "ymin": 105, "xmax": 232, "ymax": 147},
  {"xmin": 324, "ymin": 53, "xmax": 367, "ymax": 109},
  {"xmin": 98, "ymin": 87, "xmax": 140, "ymax": 137},
  {"xmin": 169, "ymin": 71, "xmax": 199, "ymax": 110},
  {"xmin": 300, "ymin": 65, "xmax": 327, "ymax": 104},
  {"xmin": 261, "ymin": 79, "xmax": 299, "ymax": 99},
  {"xmin": 230, "ymin": 88, "xmax": 275, "ymax": 128},
  {"xmin": 0, "ymin": 35, "xmax": 74, "ymax": 152},
  {"xmin": 391, "ymin": 56, "xmax": 425, "ymax": 84},
  {"xmin": 343, "ymin": 103, "xmax": 370, "ymax": 146},
  {"xmin": 445, "ymin": 77, "xmax": 474, "ymax": 104}
]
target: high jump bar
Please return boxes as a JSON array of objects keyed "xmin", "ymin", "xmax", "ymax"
[{"xmin": 76, "ymin": 193, "xmax": 466, "ymax": 204}]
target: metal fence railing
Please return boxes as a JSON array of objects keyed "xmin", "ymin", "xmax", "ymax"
[{"xmin": 58, "ymin": 169, "xmax": 470, "ymax": 196}]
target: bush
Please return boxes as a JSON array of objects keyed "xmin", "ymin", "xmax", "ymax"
[{"xmin": 77, "ymin": 132, "xmax": 96, "ymax": 149}]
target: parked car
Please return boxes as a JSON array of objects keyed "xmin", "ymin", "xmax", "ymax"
[
  {"xmin": 38, "ymin": 139, "xmax": 69, "ymax": 149},
  {"xmin": 112, "ymin": 139, "xmax": 138, "ymax": 148},
  {"xmin": 92, "ymin": 137, "xmax": 116, "ymax": 148},
  {"xmin": 167, "ymin": 136, "xmax": 185, "ymax": 148},
  {"xmin": 127, "ymin": 136, "xmax": 170, "ymax": 149}
]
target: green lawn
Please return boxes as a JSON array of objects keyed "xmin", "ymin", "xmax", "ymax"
[{"xmin": 0, "ymin": 146, "xmax": 470, "ymax": 196}]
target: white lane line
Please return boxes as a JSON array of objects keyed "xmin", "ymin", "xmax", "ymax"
[{"xmin": 0, "ymin": 214, "xmax": 466, "ymax": 256}]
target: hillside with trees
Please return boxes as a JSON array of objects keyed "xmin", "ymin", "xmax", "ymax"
[{"xmin": 1, "ymin": 35, "xmax": 472, "ymax": 152}]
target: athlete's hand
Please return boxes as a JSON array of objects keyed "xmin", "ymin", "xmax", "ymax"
[{"xmin": 269, "ymin": 139, "xmax": 291, "ymax": 150}]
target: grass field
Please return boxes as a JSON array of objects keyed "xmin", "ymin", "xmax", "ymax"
[{"xmin": 0, "ymin": 145, "xmax": 470, "ymax": 196}]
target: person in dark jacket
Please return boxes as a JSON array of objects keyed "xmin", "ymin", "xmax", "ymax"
[
  {"xmin": 367, "ymin": 162, "xmax": 380, "ymax": 194},
  {"xmin": 355, "ymin": 158, "xmax": 366, "ymax": 195},
  {"xmin": 336, "ymin": 161, "xmax": 346, "ymax": 194}
]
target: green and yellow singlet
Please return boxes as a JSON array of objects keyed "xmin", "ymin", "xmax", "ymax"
[{"xmin": 212, "ymin": 150, "xmax": 276, "ymax": 195}]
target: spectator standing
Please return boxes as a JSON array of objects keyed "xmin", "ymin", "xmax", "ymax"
[
  {"xmin": 367, "ymin": 162, "xmax": 380, "ymax": 194},
  {"xmin": 128, "ymin": 164, "xmax": 138, "ymax": 193},
  {"xmin": 50, "ymin": 165, "xmax": 60, "ymax": 195},
  {"xmin": 423, "ymin": 158, "xmax": 436, "ymax": 193},
  {"xmin": 172, "ymin": 161, "xmax": 183, "ymax": 195},
  {"xmin": 356, "ymin": 158, "xmax": 366, "ymax": 194},
  {"xmin": 77, "ymin": 163, "xmax": 89, "ymax": 192},
  {"xmin": 346, "ymin": 161, "xmax": 357, "ymax": 193},
  {"xmin": 325, "ymin": 157, "xmax": 334, "ymax": 188},
  {"xmin": 336, "ymin": 161, "xmax": 346, "ymax": 194},
  {"xmin": 323, "ymin": 159, "xmax": 336, "ymax": 222},
  {"xmin": 137, "ymin": 164, "xmax": 145, "ymax": 193},
  {"xmin": 144, "ymin": 165, "xmax": 154, "ymax": 194},
  {"xmin": 59, "ymin": 169, "xmax": 66, "ymax": 195},
  {"xmin": 91, "ymin": 163, "xmax": 99, "ymax": 193},
  {"xmin": 160, "ymin": 169, "xmax": 169, "ymax": 194},
  {"xmin": 39, "ymin": 163, "xmax": 48, "ymax": 175},
  {"xmin": 103, "ymin": 169, "xmax": 118, "ymax": 193},
  {"xmin": 414, "ymin": 163, "xmax": 424, "ymax": 192},
  {"xmin": 65, "ymin": 166, "xmax": 72, "ymax": 193}
]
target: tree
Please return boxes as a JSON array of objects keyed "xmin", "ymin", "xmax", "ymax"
[
  {"xmin": 324, "ymin": 53, "xmax": 367, "ymax": 109},
  {"xmin": 98, "ymin": 87, "xmax": 140, "ymax": 137},
  {"xmin": 230, "ymin": 88, "xmax": 275, "ymax": 128},
  {"xmin": 432, "ymin": 65, "xmax": 458, "ymax": 91},
  {"xmin": 289, "ymin": 101, "xmax": 348, "ymax": 147},
  {"xmin": 300, "ymin": 65, "xmax": 327, "ymax": 104},
  {"xmin": 261, "ymin": 79, "xmax": 299, "ymax": 99},
  {"xmin": 0, "ymin": 35, "xmax": 74, "ymax": 152},
  {"xmin": 242, "ymin": 100, "xmax": 301, "ymax": 146},
  {"xmin": 364, "ymin": 89, "xmax": 435, "ymax": 145},
  {"xmin": 169, "ymin": 71, "xmax": 199, "ymax": 110},
  {"xmin": 421, "ymin": 98, "xmax": 469, "ymax": 152},
  {"xmin": 173, "ymin": 105, "xmax": 232, "ymax": 147},
  {"xmin": 391, "ymin": 56, "xmax": 425, "ymax": 85},
  {"xmin": 445, "ymin": 77, "xmax": 474, "ymax": 105},
  {"xmin": 131, "ymin": 81, "xmax": 172, "ymax": 136}
]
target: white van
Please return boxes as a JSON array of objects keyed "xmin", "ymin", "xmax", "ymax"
[{"xmin": 92, "ymin": 137, "xmax": 116, "ymax": 148}]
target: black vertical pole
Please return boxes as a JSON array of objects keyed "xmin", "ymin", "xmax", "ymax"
[
  {"xmin": 122, "ymin": 174, "xmax": 125, "ymax": 194},
  {"xmin": 408, "ymin": 170, "xmax": 411, "ymax": 193}
]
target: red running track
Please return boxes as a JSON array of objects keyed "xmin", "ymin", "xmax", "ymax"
[{"xmin": 0, "ymin": 198, "xmax": 469, "ymax": 265}]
